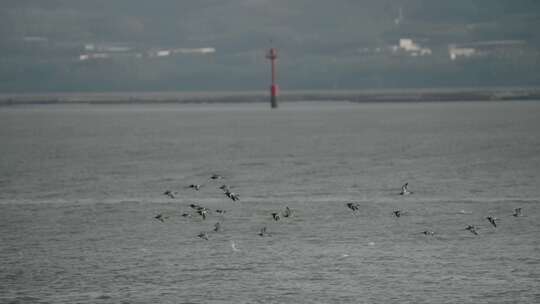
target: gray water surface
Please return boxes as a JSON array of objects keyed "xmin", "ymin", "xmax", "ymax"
[{"xmin": 1, "ymin": 101, "xmax": 540, "ymax": 303}]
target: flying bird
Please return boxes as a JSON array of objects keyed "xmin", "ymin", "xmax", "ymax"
[
  {"xmin": 154, "ymin": 213, "xmax": 169, "ymax": 222},
  {"xmin": 271, "ymin": 212, "xmax": 280, "ymax": 221},
  {"xmin": 210, "ymin": 174, "xmax": 223, "ymax": 180},
  {"xmin": 231, "ymin": 241, "xmax": 240, "ymax": 252},
  {"xmin": 393, "ymin": 210, "xmax": 402, "ymax": 218},
  {"xmin": 190, "ymin": 204, "xmax": 209, "ymax": 219},
  {"xmin": 188, "ymin": 184, "xmax": 202, "ymax": 191},
  {"xmin": 422, "ymin": 230, "xmax": 435, "ymax": 236},
  {"xmin": 190, "ymin": 203, "xmax": 204, "ymax": 210},
  {"xmin": 282, "ymin": 206, "xmax": 292, "ymax": 218},
  {"xmin": 198, "ymin": 232, "xmax": 209, "ymax": 240},
  {"xmin": 163, "ymin": 190, "xmax": 178, "ymax": 199},
  {"xmin": 513, "ymin": 208, "xmax": 522, "ymax": 217},
  {"xmin": 214, "ymin": 222, "xmax": 221, "ymax": 232},
  {"xmin": 197, "ymin": 209, "xmax": 208, "ymax": 220},
  {"xmin": 399, "ymin": 183, "xmax": 412, "ymax": 195},
  {"xmin": 486, "ymin": 216, "xmax": 498, "ymax": 228},
  {"xmin": 465, "ymin": 225, "xmax": 479, "ymax": 235},
  {"xmin": 346, "ymin": 202, "xmax": 359, "ymax": 211},
  {"xmin": 258, "ymin": 227, "xmax": 269, "ymax": 237},
  {"xmin": 224, "ymin": 190, "xmax": 240, "ymax": 202}
]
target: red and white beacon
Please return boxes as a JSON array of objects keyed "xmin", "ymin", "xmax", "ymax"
[{"xmin": 266, "ymin": 47, "xmax": 279, "ymax": 109}]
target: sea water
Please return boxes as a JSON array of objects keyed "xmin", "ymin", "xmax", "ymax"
[{"xmin": 1, "ymin": 101, "xmax": 539, "ymax": 303}]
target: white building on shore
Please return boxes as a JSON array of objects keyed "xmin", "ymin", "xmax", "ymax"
[
  {"xmin": 392, "ymin": 39, "xmax": 432, "ymax": 56},
  {"xmin": 448, "ymin": 45, "xmax": 476, "ymax": 60}
]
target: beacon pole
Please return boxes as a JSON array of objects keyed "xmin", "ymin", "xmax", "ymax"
[{"xmin": 266, "ymin": 47, "xmax": 279, "ymax": 109}]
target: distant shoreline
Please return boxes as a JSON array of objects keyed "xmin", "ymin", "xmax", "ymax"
[{"xmin": 1, "ymin": 88, "xmax": 539, "ymax": 105}]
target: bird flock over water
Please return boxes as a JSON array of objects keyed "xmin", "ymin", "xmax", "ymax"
[
  {"xmin": 155, "ymin": 173, "xmax": 294, "ymax": 241},
  {"xmin": 155, "ymin": 179, "xmax": 524, "ymax": 240},
  {"xmin": 360, "ymin": 183, "xmax": 523, "ymax": 236}
]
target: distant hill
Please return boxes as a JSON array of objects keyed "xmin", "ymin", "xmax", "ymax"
[{"xmin": 1, "ymin": 0, "xmax": 539, "ymax": 92}]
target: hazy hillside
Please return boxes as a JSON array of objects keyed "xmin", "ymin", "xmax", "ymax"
[{"xmin": 1, "ymin": 0, "xmax": 539, "ymax": 92}]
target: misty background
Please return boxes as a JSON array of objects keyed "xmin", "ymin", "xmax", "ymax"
[{"xmin": 1, "ymin": 0, "xmax": 539, "ymax": 93}]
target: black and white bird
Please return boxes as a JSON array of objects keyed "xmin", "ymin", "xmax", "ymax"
[
  {"xmin": 271, "ymin": 212, "xmax": 280, "ymax": 221},
  {"xmin": 422, "ymin": 230, "xmax": 435, "ymax": 236},
  {"xmin": 190, "ymin": 203, "xmax": 204, "ymax": 210},
  {"xmin": 282, "ymin": 206, "xmax": 292, "ymax": 218},
  {"xmin": 220, "ymin": 185, "xmax": 239, "ymax": 201},
  {"xmin": 258, "ymin": 227, "xmax": 269, "ymax": 237},
  {"xmin": 346, "ymin": 202, "xmax": 360, "ymax": 211},
  {"xmin": 393, "ymin": 210, "xmax": 402, "ymax": 218},
  {"xmin": 465, "ymin": 225, "xmax": 479, "ymax": 235},
  {"xmin": 189, "ymin": 203, "xmax": 208, "ymax": 219},
  {"xmin": 163, "ymin": 190, "xmax": 178, "ymax": 199},
  {"xmin": 215, "ymin": 209, "xmax": 226, "ymax": 215},
  {"xmin": 214, "ymin": 222, "xmax": 221, "ymax": 232},
  {"xmin": 399, "ymin": 183, "xmax": 412, "ymax": 195},
  {"xmin": 224, "ymin": 190, "xmax": 240, "ymax": 202},
  {"xmin": 188, "ymin": 184, "xmax": 202, "ymax": 191},
  {"xmin": 210, "ymin": 174, "xmax": 223, "ymax": 180},
  {"xmin": 154, "ymin": 213, "xmax": 169, "ymax": 222},
  {"xmin": 198, "ymin": 232, "xmax": 209, "ymax": 240},
  {"xmin": 197, "ymin": 209, "xmax": 208, "ymax": 220},
  {"xmin": 486, "ymin": 216, "xmax": 498, "ymax": 228},
  {"xmin": 513, "ymin": 208, "xmax": 522, "ymax": 217}
]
